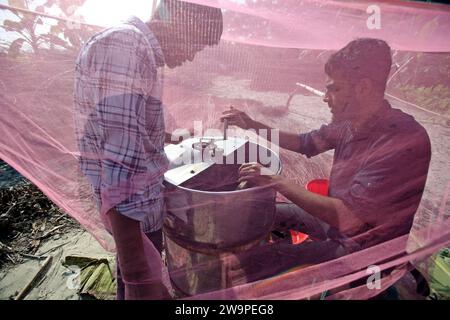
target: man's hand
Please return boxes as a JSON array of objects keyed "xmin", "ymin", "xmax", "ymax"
[
  {"xmin": 220, "ymin": 106, "xmax": 254, "ymax": 130},
  {"xmin": 220, "ymin": 106, "xmax": 302, "ymax": 153},
  {"xmin": 238, "ymin": 162, "xmax": 281, "ymax": 187}
]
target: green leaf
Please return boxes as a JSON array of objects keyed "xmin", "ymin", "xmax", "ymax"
[
  {"xmin": 3, "ymin": 19, "xmax": 24, "ymax": 32},
  {"xmin": 65, "ymin": 29, "xmax": 81, "ymax": 47},
  {"xmin": 44, "ymin": 34, "xmax": 69, "ymax": 47},
  {"xmin": 7, "ymin": 38, "xmax": 25, "ymax": 57},
  {"xmin": 26, "ymin": 13, "xmax": 38, "ymax": 25},
  {"xmin": 50, "ymin": 23, "xmax": 64, "ymax": 35},
  {"xmin": 8, "ymin": 0, "xmax": 27, "ymax": 9}
]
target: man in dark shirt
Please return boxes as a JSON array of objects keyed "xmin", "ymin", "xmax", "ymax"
[{"xmin": 221, "ymin": 38, "xmax": 431, "ymax": 282}]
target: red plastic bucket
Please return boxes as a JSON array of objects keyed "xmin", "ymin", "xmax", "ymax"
[
  {"xmin": 306, "ymin": 179, "xmax": 329, "ymax": 196},
  {"xmin": 290, "ymin": 230, "xmax": 309, "ymax": 244},
  {"xmin": 289, "ymin": 179, "xmax": 330, "ymax": 245}
]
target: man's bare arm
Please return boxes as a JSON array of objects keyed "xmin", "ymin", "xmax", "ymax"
[
  {"xmin": 221, "ymin": 108, "xmax": 301, "ymax": 152},
  {"xmin": 249, "ymin": 119, "xmax": 301, "ymax": 153},
  {"xmin": 273, "ymin": 176, "xmax": 363, "ymax": 234},
  {"xmin": 238, "ymin": 163, "xmax": 362, "ymax": 234}
]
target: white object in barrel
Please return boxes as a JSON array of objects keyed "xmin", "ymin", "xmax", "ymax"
[{"xmin": 223, "ymin": 118, "xmax": 228, "ymax": 140}]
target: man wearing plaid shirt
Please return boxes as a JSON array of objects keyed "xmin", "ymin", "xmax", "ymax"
[{"xmin": 74, "ymin": 1, "xmax": 223, "ymax": 299}]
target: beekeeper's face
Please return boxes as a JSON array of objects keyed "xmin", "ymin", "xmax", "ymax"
[
  {"xmin": 155, "ymin": 2, "xmax": 222, "ymax": 68},
  {"xmin": 160, "ymin": 17, "xmax": 208, "ymax": 68},
  {"xmin": 163, "ymin": 37, "xmax": 205, "ymax": 68},
  {"xmin": 323, "ymin": 73, "xmax": 359, "ymax": 123}
]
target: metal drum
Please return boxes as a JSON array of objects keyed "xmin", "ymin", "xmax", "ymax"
[{"xmin": 163, "ymin": 137, "xmax": 282, "ymax": 296}]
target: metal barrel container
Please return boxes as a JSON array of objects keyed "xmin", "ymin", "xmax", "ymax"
[{"xmin": 163, "ymin": 138, "xmax": 282, "ymax": 296}]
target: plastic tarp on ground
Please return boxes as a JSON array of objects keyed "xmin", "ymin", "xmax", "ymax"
[{"xmin": 0, "ymin": 0, "xmax": 449, "ymax": 299}]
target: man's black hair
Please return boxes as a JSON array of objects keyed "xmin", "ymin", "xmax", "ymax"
[
  {"xmin": 325, "ymin": 38, "xmax": 392, "ymax": 90},
  {"xmin": 153, "ymin": 0, "xmax": 223, "ymax": 46}
]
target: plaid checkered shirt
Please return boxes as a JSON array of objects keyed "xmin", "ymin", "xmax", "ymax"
[{"xmin": 74, "ymin": 17, "xmax": 169, "ymax": 232}]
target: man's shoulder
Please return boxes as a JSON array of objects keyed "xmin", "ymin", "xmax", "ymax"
[
  {"xmin": 375, "ymin": 107, "xmax": 431, "ymax": 157},
  {"xmin": 383, "ymin": 107, "xmax": 429, "ymax": 140},
  {"xmin": 80, "ymin": 23, "xmax": 148, "ymax": 54},
  {"xmin": 76, "ymin": 23, "xmax": 154, "ymax": 72},
  {"xmin": 91, "ymin": 23, "xmax": 144, "ymax": 44}
]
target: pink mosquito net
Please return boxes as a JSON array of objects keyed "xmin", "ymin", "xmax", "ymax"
[{"xmin": 0, "ymin": 0, "xmax": 449, "ymax": 299}]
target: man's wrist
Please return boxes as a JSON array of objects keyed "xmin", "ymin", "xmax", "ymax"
[
  {"xmin": 270, "ymin": 175, "xmax": 285, "ymax": 189},
  {"xmin": 250, "ymin": 119, "xmax": 267, "ymax": 131}
]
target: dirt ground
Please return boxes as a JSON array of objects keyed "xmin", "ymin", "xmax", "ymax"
[
  {"xmin": 0, "ymin": 228, "xmax": 113, "ymax": 300},
  {"xmin": 0, "ymin": 183, "xmax": 175, "ymax": 300}
]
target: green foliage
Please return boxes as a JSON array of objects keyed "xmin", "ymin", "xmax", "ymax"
[
  {"xmin": 1, "ymin": 0, "xmax": 90, "ymax": 56},
  {"xmin": 402, "ymin": 84, "xmax": 450, "ymax": 115},
  {"xmin": 3, "ymin": 19, "xmax": 24, "ymax": 32},
  {"xmin": 390, "ymin": 52, "xmax": 450, "ymax": 116},
  {"xmin": 7, "ymin": 38, "xmax": 25, "ymax": 57},
  {"xmin": 63, "ymin": 255, "xmax": 116, "ymax": 300},
  {"xmin": 427, "ymin": 248, "xmax": 450, "ymax": 300},
  {"xmin": 8, "ymin": 0, "xmax": 27, "ymax": 8}
]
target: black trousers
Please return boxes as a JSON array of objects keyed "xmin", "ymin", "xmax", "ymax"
[{"xmin": 115, "ymin": 229, "xmax": 163, "ymax": 300}]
